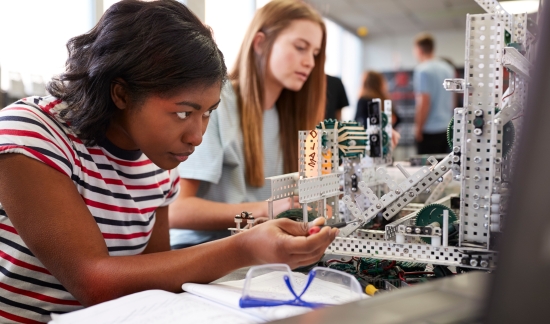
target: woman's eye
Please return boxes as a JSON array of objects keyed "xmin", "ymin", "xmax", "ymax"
[
  {"xmin": 295, "ymin": 45, "xmax": 306, "ymax": 51},
  {"xmin": 176, "ymin": 112, "xmax": 191, "ymax": 120}
]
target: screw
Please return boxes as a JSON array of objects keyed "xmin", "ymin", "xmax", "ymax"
[
  {"xmin": 395, "ymin": 189, "xmax": 401, "ymax": 194},
  {"xmin": 414, "ymin": 227, "xmax": 422, "ymax": 234},
  {"xmin": 473, "ymin": 203, "xmax": 480, "ymax": 209},
  {"xmin": 474, "ymin": 128, "xmax": 483, "ymax": 136},
  {"xmin": 495, "ymin": 157, "xmax": 502, "ymax": 164},
  {"xmin": 484, "ymin": 223, "xmax": 489, "ymax": 229},
  {"xmin": 453, "ymin": 156, "xmax": 460, "ymax": 163},
  {"xmin": 425, "ymin": 188, "xmax": 431, "ymax": 194},
  {"xmin": 473, "ymin": 194, "xmax": 480, "ymax": 200},
  {"xmin": 474, "ymin": 156, "xmax": 482, "ymax": 163},
  {"xmin": 473, "ymin": 175, "xmax": 481, "ymax": 182},
  {"xmin": 409, "ymin": 191, "xmax": 415, "ymax": 198},
  {"xmin": 376, "ymin": 203, "xmax": 382, "ymax": 209},
  {"xmin": 441, "ymin": 166, "xmax": 447, "ymax": 171},
  {"xmin": 480, "ymin": 260, "xmax": 489, "ymax": 268},
  {"xmin": 470, "ymin": 258, "xmax": 479, "ymax": 267},
  {"xmin": 453, "ymin": 146, "xmax": 461, "ymax": 153},
  {"xmin": 474, "ymin": 109, "xmax": 483, "ymax": 116},
  {"xmin": 494, "ymin": 176, "xmax": 501, "ymax": 183},
  {"xmin": 406, "ymin": 227, "xmax": 413, "ymax": 233}
]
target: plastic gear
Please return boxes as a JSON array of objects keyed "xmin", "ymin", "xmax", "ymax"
[
  {"xmin": 415, "ymin": 204, "xmax": 457, "ymax": 244},
  {"xmin": 446, "ymin": 117, "xmax": 454, "ymax": 150},
  {"xmin": 316, "ymin": 119, "xmax": 368, "ymax": 161},
  {"xmin": 382, "ymin": 113, "xmax": 389, "ymax": 128}
]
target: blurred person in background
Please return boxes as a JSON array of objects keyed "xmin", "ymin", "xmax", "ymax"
[
  {"xmin": 355, "ymin": 70, "xmax": 401, "ymax": 148},
  {"xmin": 325, "ymin": 74, "xmax": 348, "ymax": 120},
  {"xmin": 412, "ymin": 33, "xmax": 454, "ymax": 154}
]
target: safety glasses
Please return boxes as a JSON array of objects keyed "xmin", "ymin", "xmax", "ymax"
[{"xmin": 239, "ymin": 264, "xmax": 364, "ymax": 309}]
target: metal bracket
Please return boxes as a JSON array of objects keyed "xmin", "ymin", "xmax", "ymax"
[{"xmin": 502, "ymin": 46, "xmax": 531, "ymax": 80}]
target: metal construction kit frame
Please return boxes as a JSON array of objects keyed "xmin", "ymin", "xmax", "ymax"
[{"xmin": 231, "ymin": 0, "xmax": 532, "ymax": 271}]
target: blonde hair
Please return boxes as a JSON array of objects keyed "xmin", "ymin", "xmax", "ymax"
[{"xmin": 231, "ymin": 0, "xmax": 327, "ymax": 187}]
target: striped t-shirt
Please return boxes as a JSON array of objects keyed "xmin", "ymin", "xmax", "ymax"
[{"xmin": 0, "ymin": 96, "xmax": 180, "ymax": 323}]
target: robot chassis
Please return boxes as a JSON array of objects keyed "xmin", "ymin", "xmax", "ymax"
[{"xmin": 230, "ymin": 0, "xmax": 533, "ymax": 271}]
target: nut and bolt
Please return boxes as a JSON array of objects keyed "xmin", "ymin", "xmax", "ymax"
[
  {"xmin": 473, "ymin": 175, "xmax": 481, "ymax": 182},
  {"xmin": 453, "ymin": 156, "xmax": 460, "ymax": 163},
  {"xmin": 474, "ymin": 109, "xmax": 483, "ymax": 116},
  {"xmin": 453, "ymin": 146, "xmax": 461, "ymax": 153},
  {"xmin": 474, "ymin": 128, "xmax": 483, "ymax": 136},
  {"xmin": 474, "ymin": 156, "xmax": 482, "ymax": 163}
]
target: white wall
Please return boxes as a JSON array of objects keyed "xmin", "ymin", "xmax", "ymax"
[
  {"xmin": 0, "ymin": 0, "xmax": 94, "ymax": 95},
  {"xmin": 363, "ymin": 29, "xmax": 466, "ymax": 72},
  {"xmin": 324, "ymin": 18, "xmax": 363, "ymax": 121}
]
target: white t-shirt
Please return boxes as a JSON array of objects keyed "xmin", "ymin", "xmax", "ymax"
[{"xmin": 170, "ymin": 83, "xmax": 283, "ymax": 247}]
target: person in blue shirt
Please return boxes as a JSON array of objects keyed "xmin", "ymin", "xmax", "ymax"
[{"xmin": 412, "ymin": 33, "xmax": 454, "ymax": 154}]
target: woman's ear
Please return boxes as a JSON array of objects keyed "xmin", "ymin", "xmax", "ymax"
[
  {"xmin": 252, "ymin": 31, "xmax": 266, "ymax": 56},
  {"xmin": 111, "ymin": 78, "xmax": 129, "ymax": 110}
]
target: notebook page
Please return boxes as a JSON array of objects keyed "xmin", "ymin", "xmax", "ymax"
[
  {"xmin": 182, "ymin": 271, "xmax": 366, "ymax": 322},
  {"xmin": 49, "ymin": 290, "xmax": 263, "ymax": 324}
]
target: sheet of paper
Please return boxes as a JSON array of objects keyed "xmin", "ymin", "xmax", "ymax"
[
  {"xmin": 49, "ymin": 290, "xmax": 263, "ymax": 324},
  {"xmin": 182, "ymin": 271, "xmax": 367, "ymax": 322}
]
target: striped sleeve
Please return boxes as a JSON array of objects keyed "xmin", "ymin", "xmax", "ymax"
[
  {"xmin": 0, "ymin": 104, "xmax": 74, "ymax": 177},
  {"xmin": 160, "ymin": 168, "xmax": 180, "ymax": 207}
]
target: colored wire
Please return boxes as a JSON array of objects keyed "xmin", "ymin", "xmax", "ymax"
[{"xmin": 502, "ymin": 72, "xmax": 516, "ymax": 102}]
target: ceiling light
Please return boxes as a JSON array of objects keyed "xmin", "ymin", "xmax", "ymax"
[{"xmin": 500, "ymin": 1, "xmax": 539, "ymax": 14}]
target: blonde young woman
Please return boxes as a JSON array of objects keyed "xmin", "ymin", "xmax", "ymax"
[{"xmin": 169, "ymin": 0, "xmax": 327, "ymax": 249}]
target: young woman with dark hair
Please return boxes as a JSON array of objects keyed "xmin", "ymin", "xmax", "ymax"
[
  {"xmin": 169, "ymin": 0, "xmax": 328, "ymax": 249},
  {"xmin": 0, "ymin": 1, "xmax": 336, "ymax": 322}
]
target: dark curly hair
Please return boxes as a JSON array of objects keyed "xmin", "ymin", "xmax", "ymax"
[{"xmin": 47, "ymin": 0, "xmax": 227, "ymax": 145}]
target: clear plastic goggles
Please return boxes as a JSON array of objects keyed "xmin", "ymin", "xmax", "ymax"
[{"xmin": 239, "ymin": 264, "xmax": 363, "ymax": 309}]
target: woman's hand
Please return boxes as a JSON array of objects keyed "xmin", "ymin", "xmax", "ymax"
[
  {"xmin": 270, "ymin": 196, "xmax": 301, "ymax": 217},
  {"xmin": 238, "ymin": 217, "xmax": 337, "ymax": 269}
]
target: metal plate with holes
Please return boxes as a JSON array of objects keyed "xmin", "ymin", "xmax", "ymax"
[
  {"xmin": 383, "ymin": 154, "xmax": 453, "ymax": 220},
  {"xmin": 456, "ymin": 13, "xmax": 506, "ymax": 247},
  {"xmin": 327, "ymin": 236, "xmax": 497, "ymax": 270},
  {"xmin": 299, "ymin": 130, "xmax": 322, "ymax": 177},
  {"xmin": 502, "ymin": 47, "xmax": 531, "ymax": 80},
  {"xmin": 298, "ymin": 173, "xmax": 340, "ymax": 204},
  {"xmin": 266, "ymin": 173, "xmax": 298, "ymax": 201}
]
